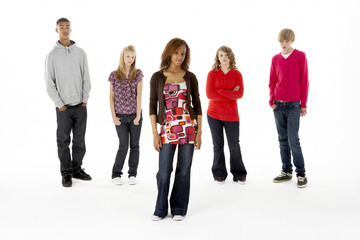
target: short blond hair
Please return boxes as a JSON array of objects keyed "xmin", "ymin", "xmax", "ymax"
[{"xmin": 278, "ymin": 28, "xmax": 295, "ymax": 42}]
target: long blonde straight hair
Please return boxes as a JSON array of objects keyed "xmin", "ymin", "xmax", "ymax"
[{"xmin": 116, "ymin": 45, "xmax": 137, "ymax": 82}]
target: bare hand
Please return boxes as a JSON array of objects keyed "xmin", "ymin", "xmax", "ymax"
[
  {"xmin": 113, "ymin": 116, "xmax": 121, "ymax": 125},
  {"xmin": 194, "ymin": 134, "xmax": 202, "ymax": 150},
  {"xmin": 133, "ymin": 117, "xmax": 140, "ymax": 125},
  {"xmin": 271, "ymin": 104, "xmax": 277, "ymax": 110},
  {"xmin": 301, "ymin": 108, "xmax": 307, "ymax": 117},
  {"xmin": 153, "ymin": 134, "xmax": 162, "ymax": 152},
  {"xmin": 233, "ymin": 86, "xmax": 240, "ymax": 91},
  {"xmin": 59, "ymin": 105, "xmax": 67, "ymax": 111}
]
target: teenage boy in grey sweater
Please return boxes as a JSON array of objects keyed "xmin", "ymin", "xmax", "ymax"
[{"xmin": 45, "ymin": 18, "xmax": 92, "ymax": 187}]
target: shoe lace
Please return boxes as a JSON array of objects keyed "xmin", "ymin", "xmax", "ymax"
[{"xmin": 297, "ymin": 176, "xmax": 305, "ymax": 182}]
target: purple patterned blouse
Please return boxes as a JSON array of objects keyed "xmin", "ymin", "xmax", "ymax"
[{"xmin": 108, "ymin": 69, "xmax": 143, "ymax": 114}]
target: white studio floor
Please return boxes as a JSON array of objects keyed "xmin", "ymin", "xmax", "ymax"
[{"xmin": 1, "ymin": 147, "xmax": 359, "ymax": 240}]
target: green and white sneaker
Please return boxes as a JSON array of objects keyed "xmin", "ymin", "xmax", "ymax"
[
  {"xmin": 297, "ymin": 176, "xmax": 308, "ymax": 188},
  {"xmin": 273, "ymin": 171, "xmax": 293, "ymax": 183}
]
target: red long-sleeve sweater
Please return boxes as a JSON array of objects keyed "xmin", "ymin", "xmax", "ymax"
[
  {"xmin": 269, "ymin": 49, "xmax": 309, "ymax": 108},
  {"xmin": 206, "ymin": 68, "xmax": 244, "ymax": 121}
]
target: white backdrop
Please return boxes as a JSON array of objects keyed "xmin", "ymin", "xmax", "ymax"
[{"xmin": 1, "ymin": 0, "xmax": 359, "ymax": 239}]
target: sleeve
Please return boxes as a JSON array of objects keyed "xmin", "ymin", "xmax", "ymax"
[
  {"xmin": 268, "ymin": 57, "xmax": 277, "ymax": 106},
  {"xmin": 205, "ymin": 71, "xmax": 231, "ymax": 101},
  {"xmin": 45, "ymin": 54, "xmax": 65, "ymax": 108},
  {"xmin": 108, "ymin": 71, "xmax": 115, "ymax": 84},
  {"xmin": 217, "ymin": 71, "xmax": 244, "ymax": 100},
  {"xmin": 190, "ymin": 73, "xmax": 202, "ymax": 116},
  {"xmin": 137, "ymin": 69, "xmax": 144, "ymax": 82},
  {"xmin": 149, "ymin": 73, "xmax": 158, "ymax": 116},
  {"xmin": 81, "ymin": 50, "xmax": 91, "ymax": 103},
  {"xmin": 300, "ymin": 53, "xmax": 309, "ymax": 108}
]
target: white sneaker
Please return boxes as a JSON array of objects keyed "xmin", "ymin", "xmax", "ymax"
[
  {"xmin": 172, "ymin": 215, "xmax": 184, "ymax": 221},
  {"xmin": 129, "ymin": 176, "xmax": 137, "ymax": 185},
  {"xmin": 235, "ymin": 179, "xmax": 246, "ymax": 185},
  {"xmin": 152, "ymin": 215, "xmax": 164, "ymax": 221},
  {"xmin": 112, "ymin": 177, "xmax": 123, "ymax": 185},
  {"xmin": 215, "ymin": 179, "xmax": 225, "ymax": 185}
]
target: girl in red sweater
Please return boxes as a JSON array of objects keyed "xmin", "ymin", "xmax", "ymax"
[{"xmin": 206, "ymin": 46, "xmax": 247, "ymax": 184}]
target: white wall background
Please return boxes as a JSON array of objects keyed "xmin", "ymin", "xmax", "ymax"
[{"xmin": 0, "ymin": 0, "xmax": 359, "ymax": 239}]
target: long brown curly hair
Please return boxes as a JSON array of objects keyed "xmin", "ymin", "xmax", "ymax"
[
  {"xmin": 160, "ymin": 38, "xmax": 190, "ymax": 70},
  {"xmin": 212, "ymin": 46, "xmax": 237, "ymax": 70}
]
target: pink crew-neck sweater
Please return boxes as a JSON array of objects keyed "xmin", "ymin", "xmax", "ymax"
[{"xmin": 269, "ymin": 49, "xmax": 309, "ymax": 108}]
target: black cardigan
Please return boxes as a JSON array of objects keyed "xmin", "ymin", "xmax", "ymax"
[{"xmin": 149, "ymin": 70, "xmax": 202, "ymax": 125}]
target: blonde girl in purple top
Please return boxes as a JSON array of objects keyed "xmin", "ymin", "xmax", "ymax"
[{"xmin": 108, "ymin": 45, "xmax": 144, "ymax": 185}]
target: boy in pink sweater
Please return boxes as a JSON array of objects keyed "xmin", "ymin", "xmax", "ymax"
[{"xmin": 269, "ymin": 29, "xmax": 309, "ymax": 188}]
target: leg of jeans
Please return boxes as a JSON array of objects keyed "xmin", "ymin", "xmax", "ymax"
[
  {"xmin": 287, "ymin": 103, "xmax": 305, "ymax": 174},
  {"xmin": 154, "ymin": 144, "xmax": 176, "ymax": 218},
  {"xmin": 223, "ymin": 120, "xmax": 247, "ymax": 181},
  {"xmin": 207, "ymin": 115, "xmax": 227, "ymax": 180},
  {"xmin": 112, "ymin": 121, "xmax": 130, "ymax": 178},
  {"xmin": 72, "ymin": 106, "xmax": 87, "ymax": 173},
  {"xmin": 128, "ymin": 117, "xmax": 142, "ymax": 177},
  {"xmin": 56, "ymin": 108, "xmax": 73, "ymax": 176},
  {"xmin": 274, "ymin": 107, "xmax": 293, "ymax": 173},
  {"xmin": 170, "ymin": 144, "xmax": 194, "ymax": 216}
]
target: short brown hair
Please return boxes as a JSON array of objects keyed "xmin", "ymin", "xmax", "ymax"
[
  {"xmin": 212, "ymin": 46, "xmax": 237, "ymax": 70},
  {"xmin": 278, "ymin": 28, "xmax": 295, "ymax": 42},
  {"xmin": 160, "ymin": 38, "xmax": 190, "ymax": 70},
  {"xmin": 56, "ymin": 18, "xmax": 70, "ymax": 26}
]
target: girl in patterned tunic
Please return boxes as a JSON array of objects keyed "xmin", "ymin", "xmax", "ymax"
[
  {"xmin": 149, "ymin": 38, "xmax": 202, "ymax": 221},
  {"xmin": 109, "ymin": 45, "xmax": 143, "ymax": 185}
]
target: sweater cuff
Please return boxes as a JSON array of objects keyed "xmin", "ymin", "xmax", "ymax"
[
  {"xmin": 82, "ymin": 96, "xmax": 89, "ymax": 103},
  {"xmin": 55, "ymin": 100, "xmax": 65, "ymax": 109},
  {"xmin": 269, "ymin": 100, "xmax": 274, "ymax": 107}
]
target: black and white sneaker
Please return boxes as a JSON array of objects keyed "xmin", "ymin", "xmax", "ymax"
[
  {"xmin": 297, "ymin": 176, "xmax": 308, "ymax": 188},
  {"xmin": 273, "ymin": 171, "xmax": 292, "ymax": 183},
  {"xmin": 73, "ymin": 169, "xmax": 92, "ymax": 181}
]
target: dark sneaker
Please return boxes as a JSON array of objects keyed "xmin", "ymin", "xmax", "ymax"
[
  {"xmin": 73, "ymin": 169, "xmax": 92, "ymax": 181},
  {"xmin": 273, "ymin": 171, "xmax": 292, "ymax": 183},
  {"xmin": 62, "ymin": 175, "xmax": 72, "ymax": 187},
  {"xmin": 297, "ymin": 176, "xmax": 308, "ymax": 188}
]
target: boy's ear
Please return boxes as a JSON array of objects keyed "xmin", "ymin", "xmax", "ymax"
[{"xmin": 55, "ymin": 27, "xmax": 59, "ymax": 33}]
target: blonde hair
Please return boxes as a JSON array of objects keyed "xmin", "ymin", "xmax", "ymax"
[
  {"xmin": 116, "ymin": 45, "xmax": 137, "ymax": 82},
  {"xmin": 278, "ymin": 28, "xmax": 295, "ymax": 42},
  {"xmin": 212, "ymin": 46, "xmax": 237, "ymax": 70}
]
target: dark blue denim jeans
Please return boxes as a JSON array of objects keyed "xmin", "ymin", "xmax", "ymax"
[
  {"xmin": 154, "ymin": 143, "xmax": 194, "ymax": 218},
  {"xmin": 207, "ymin": 115, "xmax": 247, "ymax": 181},
  {"xmin": 56, "ymin": 104, "xmax": 87, "ymax": 176},
  {"xmin": 273, "ymin": 101, "xmax": 305, "ymax": 175},
  {"xmin": 112, "ymin": 114, "xmax": 142, "ymax": 178}
]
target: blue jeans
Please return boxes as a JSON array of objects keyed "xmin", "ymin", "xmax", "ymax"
[
  {"xmin": 273, "ymin": 101, "xmax": 305, "ymax": 175},
  {"xmin": 207, "ymin": 115, "xmax": 247, "ymax": 181},
  {"xmin": 112, "ymin": 114, "xmax": 142, "ymax": 178},
  {"xmin": 154, "ymin": 144, "xmax": 194, "ymax": 218},
  {"xmin": 56, "ymin": 104, "xmax": 87, "ymax": 176}
]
